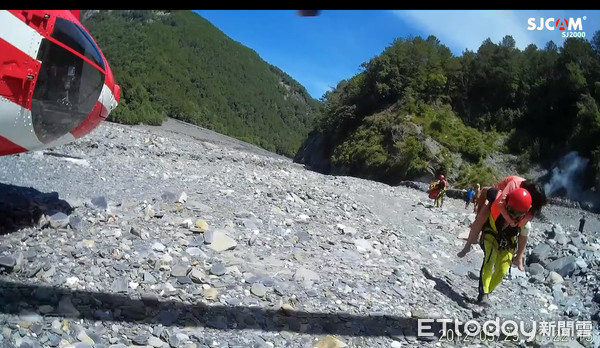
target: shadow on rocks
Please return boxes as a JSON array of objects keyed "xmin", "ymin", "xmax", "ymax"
[
  {"xmin": 0, "ymin": 183, "xmax": 73, "ymax": 235},
  {"xmin": 421, "ymin": 267, "xmax": 471, "ymax": 310},
  {"xmin": 0, "ymin": 279, "xmax": 447, "ymax": 341}
]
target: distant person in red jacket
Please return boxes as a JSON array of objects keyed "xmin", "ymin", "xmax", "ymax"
[{"xmin": 433, "ymin": 174, "xmax": 447, "ymax": 208}]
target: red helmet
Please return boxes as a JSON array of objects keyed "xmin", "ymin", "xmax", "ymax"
[
  {"xmin": 439, "ymin": 174, "xmax": 445, "ymax": 180},
  {"xmin": 507, "ymin": 188, "xmax": 532, "ymax": 213}
]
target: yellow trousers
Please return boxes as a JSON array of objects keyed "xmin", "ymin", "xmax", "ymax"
[
  {"xmin": 435, "ymin": 189, "xmax": 445, "ymax": 207},
  {"xmin": 478, "ymin": 232, "xmax": 514, "ymax": 294}
]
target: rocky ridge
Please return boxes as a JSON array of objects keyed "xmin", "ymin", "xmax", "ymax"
[{"xmin": 0, "ymin": 119, "xmax": 599, "ymax": 348}]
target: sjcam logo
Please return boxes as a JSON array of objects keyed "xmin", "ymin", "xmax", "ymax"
[{"xmin": 527, "ymin": 17, "xmax": 587, "ymax": 38}]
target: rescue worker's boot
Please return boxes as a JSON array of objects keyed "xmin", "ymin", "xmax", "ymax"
[{"xmin": 477, "ymin": 292, "xmax": 490, "ymax": 306}]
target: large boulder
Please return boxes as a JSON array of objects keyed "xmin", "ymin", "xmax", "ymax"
[{"xmin": 545, "ymin": 256, "xmax": 579, "ymax": 278}]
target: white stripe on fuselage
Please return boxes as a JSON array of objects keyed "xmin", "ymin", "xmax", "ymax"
[
  {"xmin": 0, "ymin": 12, "xmax": 47, "ymax": 151},
  {"xmin": 100, "ymin": 83, "xmax": 118, "ymax": 114},
  {"xmin": 0, "ymin": 84, "xmax": 116, "ymax": 152},
  {"xmin": 0, "ymin": 96, "xmax": 44, "ymax": 151},
  {"xmin": 0, "ymin": 11, "xmax": 43, "ymax": 59}
]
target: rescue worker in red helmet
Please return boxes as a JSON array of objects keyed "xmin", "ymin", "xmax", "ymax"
[
  {"xmin": 462, "ymin": 176, "xmax": 547, "ymax": 259},
  {"xmin": 458, "ymin": 187, "xmax": 534, "ymax": 305},
  {"xmin": 434, "ymin": 174, "xmax": 447, "ymax": 208}
]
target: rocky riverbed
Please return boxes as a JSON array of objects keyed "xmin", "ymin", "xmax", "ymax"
[{"xmin": 0, "ymin": 118, "xmax": 599, "ymax": 348}]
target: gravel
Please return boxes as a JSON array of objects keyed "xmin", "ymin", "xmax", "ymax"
[{"xmin": 0, "ymin": 118, "xmax": 598, "ymax": 348}]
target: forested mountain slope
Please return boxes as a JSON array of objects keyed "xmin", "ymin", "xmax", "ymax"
[
  {"xmin": 82, "ymin": 10, "xmax": 321, "ymax": 157},
  {"xmin": 295, "ymin": 33, "xmax": 600, "ymax": 193}
]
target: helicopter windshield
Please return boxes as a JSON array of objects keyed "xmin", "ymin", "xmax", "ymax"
[
  {"xmin": 31, "ymin": 18, "xmax": 106, "ymax": 144},
  {"xmin": 50, "ymin": 17, "xmax": 105, "ymax": 71}
]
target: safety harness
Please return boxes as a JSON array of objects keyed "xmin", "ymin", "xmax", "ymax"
[
  {"xmin": 481, "ymin": 214, "xmax": 519, "ymax": 252},
  {"xmin": 479, "ymin": 189, "xmax": 522, "ymax": 253}
]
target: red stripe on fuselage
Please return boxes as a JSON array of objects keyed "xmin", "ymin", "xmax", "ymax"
[
  {"xmin": 0, "ymin": 136, "xmax": 28, "ymax": 156},
  {"xmin": 8, "ymin": 10, "xmax": 106, "ymax": 76},
  {"xmin": 70, "ymin": 101, "xmax": 108, "ymax": 139},
  {"xmin": 0, "ymin": 37, "xmax": 40, "ymax": 110}
]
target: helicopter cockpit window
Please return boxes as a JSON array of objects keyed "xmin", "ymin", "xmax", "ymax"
[
  {"xmin": 31, "ymin": 38, "xmax": 105, "ymax": 144},
  {"xmin": 50, "ymin": 17, "xmax": 105, "ymax": 71}
]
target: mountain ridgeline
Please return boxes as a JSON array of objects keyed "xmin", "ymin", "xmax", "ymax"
[
  {"xmin": 81, "ymin": 10, "xmax": 321, "ymax": 157},
  {"xmin": 295, "ymin": 33, "xmax": 600, "ymax": 191}
]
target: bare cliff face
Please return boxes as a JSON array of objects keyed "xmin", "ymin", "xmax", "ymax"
[
  {"xmin": 0, "ymin": 118, "xmax": 599, "ymax": 347},
  {"xmin": 294, "ymin": 121, "xmax": 448, "ymax": 185}
]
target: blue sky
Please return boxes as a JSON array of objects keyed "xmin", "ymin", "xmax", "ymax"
[{"xmin": 194, "ymin": 10, "xmax": 600, "ymax": 100}]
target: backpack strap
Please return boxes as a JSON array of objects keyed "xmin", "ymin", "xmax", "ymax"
[{"xmin": 482, "ymin": 212, "xmax": 519, "ymax": 252}]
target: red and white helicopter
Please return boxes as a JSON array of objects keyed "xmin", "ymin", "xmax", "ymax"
[
  {"xmin": 0, "ymin": 10, "xmax": 323, "ymax": 157},
  {"xmin": 0, "ymin": 10, "xmax": 120, "ymax": 157}
]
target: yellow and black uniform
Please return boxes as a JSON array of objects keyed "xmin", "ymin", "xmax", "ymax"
[
  {"xmin": 478, "ymin": 188, "xmax": 530, "ymax": 300},
  {"xmin": 434, "ymin": 175, "xmax": 447, "ymax": 208}
]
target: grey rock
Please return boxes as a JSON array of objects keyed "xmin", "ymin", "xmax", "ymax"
[
  {"xmin": 170, "ymin": 264, "xmax": 190, "ymax": 278},
  {"xmin": 0, "ymin": 256, "xmax": 16, "ymax": 269},
  {"xmin": 91, "ymin": 196, "xmax": 108, "ymax": 210},
  {"xmin": 529, "ymin": 243, "xmax": 553, "ymax": 265},
  {"xmin": 528, "ymin": 262, "xmax": 545, "ymax": 276},
  {"xmin": 546, "ymin": 256, "xmax": 579, "ymax": 278},
  {"xmin": 49, "ymin": 212, "xmax": 70, "ymax": 229},
  {"xmin": 210, "ymin": 263, "xmax": 227, "ymax": 276},
  {"xmin": 132, "ymin": 334, "xmax": 149, "ymax": 345},
  {"xmin": 250, "ymin": 283, "xmax": 267, "ymax": 297},
  {"xmin": 293, "ymin": 268, "xmax": 320, "ymax": 283}
]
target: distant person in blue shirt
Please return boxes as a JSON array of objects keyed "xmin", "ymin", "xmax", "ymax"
[{"xmin": 465, "ymin": 187, "xmax": 475, "ymax": 209}]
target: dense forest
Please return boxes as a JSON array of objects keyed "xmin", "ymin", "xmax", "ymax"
[
  {"xmin": 81, "ymin": 10, "xmax": 321, "ymax": 157},
  {"xmin": 295, "ymin": 33, "xmax": 600, "ymax": 190}
]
